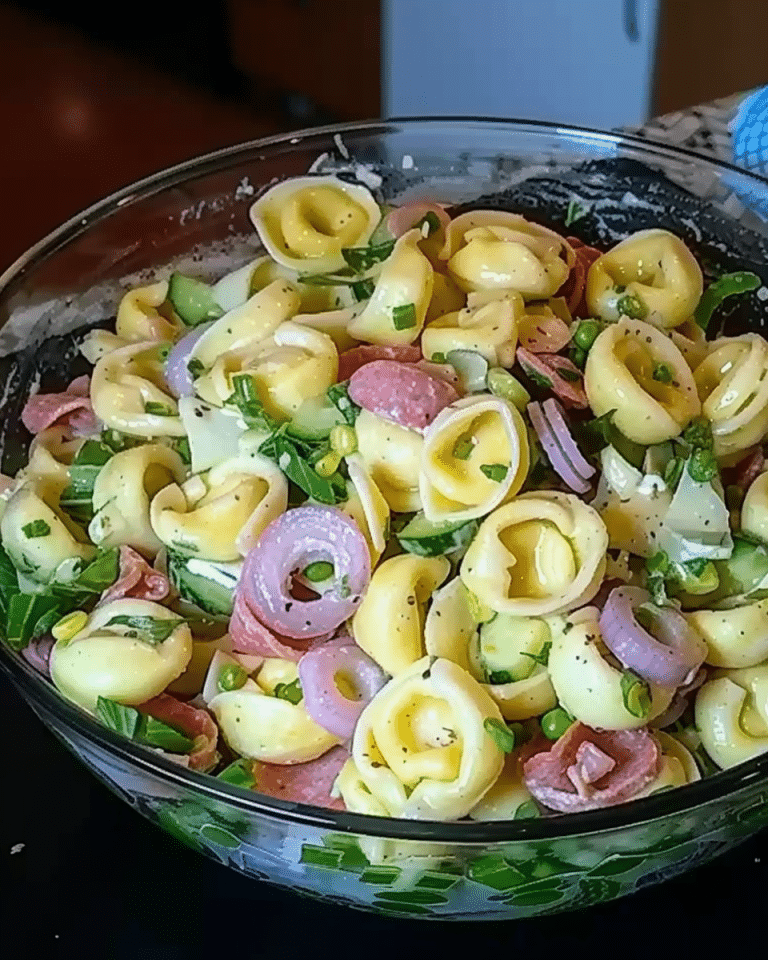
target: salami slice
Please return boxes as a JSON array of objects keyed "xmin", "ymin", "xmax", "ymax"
[
  {"xmin": 21, "ymin": 377, "xmax": 99, "ymax": 437},
  {"xmin": 253, "ymin": 745, "xmax": 350, "ymax": 810},
  {"xmin": 517, "ymin": 348, "xmax": 589, "ymax": 409},
  {"xmin": 349, "ymin": 359, "xmax": 459, "ymax": 432},
  {"xmin": 337, "ymin": 344, "xmax": 422, "ymax": 382},
  {"xmin": 557, "ymin": 237, "xmax": 602, "ymax": 317},
  {"xmin": 229, "ymin": 589, "xmax": 312, "ymax": 662},
  {"xmin": 386, "ymin": 202, "xmax": 450, "ymax": 239},
  {"xmin": 522, "ymin": 723, "xmax": 661, "ymax": 813},
  {"xmin": 138, "ymin": 693, "xmax": 219, "ymax": 772},
  {"xmin": 100, "ymin": 546, "xmax": 170, "ymax": 604}
]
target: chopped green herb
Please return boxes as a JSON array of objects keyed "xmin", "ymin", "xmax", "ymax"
[
  {"xmin": 52, "ymin": 548, "xmax": 120, "ymax": 597},
  {"xmin": 663, "ymin": 456, "xmax": 685, "ymax": 489},
  {"xmin": 351, "ymin": 278, "xmax": 375, "ymax": 301},
  {"xmin": 341, "ymin": 240, "xmax": 395, "ymax": 273},
  {"xmin": 259, "ymin": 431, "xmax": 346, "ymax": 505},
  {"xmin": 652, "ymin": 363, "xmax": 674, "ymax": 384},
  {"xmin": 230, "ymin": 374, "xmax": 280, "ymax": 432},
  {"xmin": 682, "ymin": 416, "xmax": 713, "ymax": 451},
  {"xmin": 327, "ymin": 381, "xmax": 360, "ymax": 425},
  {"xmin": 519, "ymin": 362, "xmax": 552, "ymax": 390},
  {"xmin": 392, "ymin": 302, "xmax": 417, "ymax": 331},
  {"xmin": 616, "ymin": 293, "xmax": 647, "ymax": 319},
  {"xmin": 541, "ymin": 706, "xmax": 575, "ymax": 740},
  {"xmin": 5, "ymin": 593, "xmax": 64, "ymax": 651},
  {"xmin": 187, "ymin": 356, "xmax": 205, "ymax": 379},
  {"xmin": 688, "ymin": 448, "xmax": 718, "ymax": 483},
  {"xmin": 694, "ymin": 271, "xmax": 761, "ymax": 331},
  {"xmin": 104, "ymin": 614, "xmax": 184, "ymax": 645},
  {"xmin": 303, "ymin": 561, "xmax": 334, "ymax": 582},
  {"xmin": 430, "ymin": 352, "xmax": 447, "ymax": 364},
  {"xmin": 274, "ymin": 678, "xmax": 303, "ymax": 705},
  {"xmin": 514, "ymin": 800, "xmax": 542, "ymax": 820},
  {"xmin": 339, "ymin": 574, "xmax": 351, "ymax": 599},
  {"xmin": 557, "ymin": 366, "xmax": 582, "ymax": 383},
  {"xmin": 483, "ymin": 717, "xmax": 516, "ymax": 753},
  {"xmin": 575, "ymin": 410, "xmax": 646, "ymax": 470},
  {"xmin": 520, "ymin": 641, "xmax": 552, "ymax": 667},
  {"xmin": 96, "ymin": 697, "xmax": 194, "ymax": 753},
  {"xmin": 172, "ymin": 436, "xmax": 192, "ymax": 466},
  {"xmin": 59, "ymin": 439, "xmax": 114, "ymax": 524},
  {"xmin": 21, "ymin": 519, "xmax": 50, "ymax": 538},
  {"xmin": 96, "ymin": 697, "xmax": 142, "ymax": 739},
  {"xmin": 452, "ymin": 436, "xmax": 474, "ymax": 461},
  {"xmin": 415, "ymin": 210, "xmax": 441, "ymax": 236},
  {"xmin": 620, "ymin": 670, "xmax": 651, "ymax": 719},
  {"xmin": 480, "ymin": 463, "xmax": 508, "ymax": 482},
  {"xmin": 144, "ymin": 401, "xmax": 175, "ymax": 417},
  {"xmin": 141, "ymin": 716, "xmax": 195, "ymax": 753},
  {"xmin": 564, "ymin": 199, "xmax": 588, "ymax": 227},
  {"xmin": 217, "ymin": 758, "xmax": 256, "ymax": 788},
  {"xmin": 487, "ymin": 670, "xmax": 514, "ymax": 685},
  {"xmin": 217, "ymin": 663, "xmax": 248, "ymax": 692}
]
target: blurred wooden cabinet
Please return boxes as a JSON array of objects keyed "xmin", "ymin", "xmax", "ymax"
[{"xmin": 225, "ymin": 0, "xmax": 381, "ymax": 120}]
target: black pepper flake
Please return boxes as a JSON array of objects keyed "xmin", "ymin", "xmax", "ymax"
[{"xmin": 285, "ymin": 602, "xmax": 293, "ymax": 612}]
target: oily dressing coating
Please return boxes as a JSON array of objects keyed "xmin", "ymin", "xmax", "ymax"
[
  {"xmin": 585, "ymin": 228, "xmax": 703, "ymax": 328},
  {"xmin": 585, "ymin": 318, "xmax": 700, "ymax": 445},
  {"xmin": 460, "ymin": 491, "xmax": 609, "ymax": 617},
  {"xmin": 351, "ymin": 656, "xmax": 505, "ymax": 820}
]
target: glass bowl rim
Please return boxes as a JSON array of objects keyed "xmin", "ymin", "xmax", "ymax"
[{"xmin": 3, "ymin": 115, "xmax": 768, "ymax": 844}]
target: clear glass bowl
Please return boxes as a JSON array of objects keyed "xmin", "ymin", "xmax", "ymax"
[{"xmin": 3, "ymin": 119, "xmax": 768, "ymax": 921}]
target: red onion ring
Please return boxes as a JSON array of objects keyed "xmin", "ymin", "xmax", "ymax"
[
  {"xmin": 599, "ymin": 586, "xmax": 707, "ymax": 688},
  {"xmin": 164, "ymin": 322, "xmax": 215, "ymax": 398},
  {"xmin": 528, "ymin": 400, "xmax": 591, "ymax": 493},
  {"xmin": 238, "ymin": 505, "xmax": 370, "ymax": 640},
  {"xmin": 298, "ymin": 636, "xmax": 388, "ymax": 739},
  {"xmin": 21, "ymin": 634, "xmax": 55, "ymax": 677},
  {"xmin": 542, "ymin": 398, "xmax": 595, "ymax": 480}
]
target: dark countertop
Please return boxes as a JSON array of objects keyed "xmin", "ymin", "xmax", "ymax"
[{"xmin": 3, "ymin": 671, "xmax": 768, "ymax": 958}]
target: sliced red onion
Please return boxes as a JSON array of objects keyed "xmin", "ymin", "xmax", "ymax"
[
  {"xmin": 238, "ymin": 505, "xmax": 370, "ymax": 640},
  {"xmin": 528, "ymin": 400, "xmax": 591, "ymax": 493},
  {"xmin": 164, "ymin": 322, "xmax": 214, "ymax": 398},
  {"xmin": 599, "ymin": 586, "xmax": 707, "ymax": 688},
  {"xmin": 542, "ymin": 398, "xmax": 595, "ymax": 480},
  {"xmin": 298, "ymin": 636, "xmax": 388, "ymax": 739},
  {"xmin": 21, "ymin": 634, "xmax": 55, "ymax": 677}
]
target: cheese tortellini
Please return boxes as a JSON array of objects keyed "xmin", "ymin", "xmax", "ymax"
[
  {"xmin": 91, "ymin": 341, "xmax": 185, "ymax": 438},
  {"xmin": 115, "ymin": 281, "xmax": 183, "ymax": 343},
  {"xmin": 339, "ymin": 454, "xmax": 390, "ymax": 566},
  {"xmin": 687, "ymin": 601, "xmax": 768, "ymax": 668},
  {"xmin": 420, "ymin": 395, "xmax": 529, "ymax": 523},
  {"xmin": 695, "ymin": 665, "xmax": 768, "ymax": 769},
  {"xmin": 348, "ymin": 229, "xmax": 434, "ymax": 345},
  {"xmin": 89, "ymin": 444, "xmax": 186, "ymax": 557},
  {"xmin": 150, "ymin": 453, "xmax": 288, "ymax": 561},
  {"xmin": 352, "ymin": 554, "xmax": 451, "ymax": 675},
  {"xmin": 693, "ymin": 333, "xmax": 768, "ymax": 459},
  {"xmin": 249, "ymin": 175, "xmax": 381, "ymax": 275},
  {"xmin": 421, "ymin": 294, "xmax": 521, "ymax": 366},
  {"xmin": 741, "ymin": 471, "xmax": 768, "ymax": 544},
  {"xmin": 49, "ymin": 599, "xmax": 193, "ymax": 712},
  {"xmin": 634, "ymin": 731, "xmax": 701, "ymax": 798},
  {"xmin": 354, "ymin": 408, "xmax": 423, "ymax": 512},
  {"xmin": 461, "ymin": 491, "xmax": 608, "ymax": 617},
  {"xmin": 439, "ymin": 211, "xmax": 573, "ymax": 299},
  {"xmin": 585, "ymin": 318, "xmax": 701, "ymax": 444},
  {"xmin": 351, "ymin": 656, "xmax": 505, "ymax": 820},
  {"xmin": 586, "ymin": 229, "xmax": 703, "ymax": 328},
  {"xmin": 548, "ymin": 608, "xmax": 674, "ymax": 730}
]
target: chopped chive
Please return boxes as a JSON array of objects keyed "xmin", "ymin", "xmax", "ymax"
[
  {"xmin": 564, "ymin": 200, "xmax": 588, "ymax": 227},
  {"xmin": 452, "ymin": 436, "xmax": 474, "ymax": 461},
  {"xmin": 351, "ymin": 278, "xmax": 375, "ymax": 301},
  {"xmin": 415, "ymin": 210, "xmax": 441, "ymax": 236},
  {"xmin": 21, "ymin": 519, "xmax": 50, "ymax": 538},
  {"xmin": 520, "ymin": 641, "xmax": 552, "ymax": 667},
  {"xmin": 274, "ymin": 678, "xmax": 303, "ymax": 705},
  {"xmin": 392, "ymin": 302, "xmax": 417, "ymax": 331},
  {"xmin": 217, "ymin": 758, "xmax": 256, "ymax": 788},
  {"xmin": 341, "ymin": 240, "xmax": 396, "ymax": 273},
  {"xmin": 483, "ymin": 718, "xmax": 516, "ymax": 753},
  {"xmin": 652, "ymin": 362, "xmax": 673, "ymax": 384},
  {"xmin": 144, "ymin": 401, "xmax": 175, "ymax": 417},
  {"xmin": 620, "ymin": 670, "xmax": 651, "ymax": 719},
  {"xmin": 480, "ymin": 463, "xmax": 508, "ymax": 482}
]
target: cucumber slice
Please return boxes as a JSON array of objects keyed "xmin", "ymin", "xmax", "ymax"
[
  {"xmin": 396, "ymin": 512, "xmax": 479, "ymax": 557},
  {"xmin": 168, "ymin": 273, "xmax": 225, "ymax": 327},
  {"xmin": 286, "ymin": 395, "xmax": 345, "ymax": 442},
  {"xmin": 447, "ymin": 350, "xmax": 489, "ymax": 393},
  {"xmin": 167, "ymin": 552, "xmax": 239, "ymax": 619}
]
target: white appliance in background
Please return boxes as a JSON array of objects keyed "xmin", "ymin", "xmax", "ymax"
[{"xmin": 382, "ymin": 0, "xmax": 661, "ymax": 129}]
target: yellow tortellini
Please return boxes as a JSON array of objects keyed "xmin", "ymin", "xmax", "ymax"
[
  {"xmin": 0, "ymin": 481, "xmax": 94, "ymax": 583},
  {"xmin": 249, "ymin": 175, "xmax": 381, "ymax": 275},
  {"xmin": 206, "ymin": 652, "xmax": 339, "ymax": 763},
  {"xmin": 425, "ymin": 271, "xmax": 466, "ymax": 324},
  {"xmin": 741, "ymin": 471, "xmax": 768, "ymax": 544},
  {"xmin": 424, "ymin": 577, "xmax": 476, "ymax": 673},
  {"xmin": 195, "ymin": 321, "xmax": 338, "ymax": 419},
  {"xmin": 49, "ymin": 599, "xmax": 193, "ymax": 712},
  {"xmin": 115, "ymin": 281, "xmax": 182, "ymax": 343},
  {"xmin": 189, "ymin": 280, "xmax": 301, "ymax": 373},
  {"xmin": 634, "ymin": 731, "xmax": 700, "ymax": 798},
  {"xmin": 460, "ymin": 491, "xmax": 608, "ymax": 617},
  {"xmin": 348, "ymin": 230, "xmax": 434, "ymax": 346},
  {"xmin": 89, "ymin": 444, "xmax": 186, "ymax": 557},
  {"xmin": 439, "ymin": 211, "xmax": 573, "ymax": 299},
  {"xmin": 421, "ymin": 294, "xmax": 521, "ymax": 367},
  {"xmin": 669, "ymin": 318, "xmax": 709, "ymax": 370},
  {"xmin": 586, "ymin": 229, "xmax": 703, "ymax": 328},
  {"xmin": 351, "ymin": 656, "xmax": 505, "ymax": 820},
  {"xmin": 352, "ymin": 554, "xmax": 451, "ymax": 675},
  {"xmin": 149, "ymin": 452, "xmax": 287, "ymax": 561},
  {"xmin": 695, "ymin": 665, "xmax": 768, "ymax": 769},
  {"xmin": 339, "ymin": 453, "xmax": 390, "ymax": 566},
  {"xmin": 693, "ymin": 333, "xmax": 768, "ymax": 460},
  {"xmin": 354, "ymin": 408, "xmax": 423, "ymax": 512},
  {"xmin": 687, "ymin": 601, "xmax": 768, "ymax": 668},
  {"xmin": 467, "ymin": 749, "xmax": 534, "ymax": 821},
  {"xmin": 90, "ymin": 341, "xmax": 185, "ymax": 438},
  {"xmin": 585, "ymin": 318, "xmax": 701, "ymax": 444},
  {"xmin": 293, "ymin": 308, "xmax": 358, "ymax": 352},
  {"xmin": 420, "ymin": 396, "xmax": 529, "ymax": 523},
  {"xmin": 547, "ymin": 609, "xmax": 674, "ymax": 730}
]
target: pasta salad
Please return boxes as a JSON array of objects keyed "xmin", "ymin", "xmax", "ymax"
[{"xmin": 2, "ymin": 172, "xmax": 767, "ymax": 822}]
